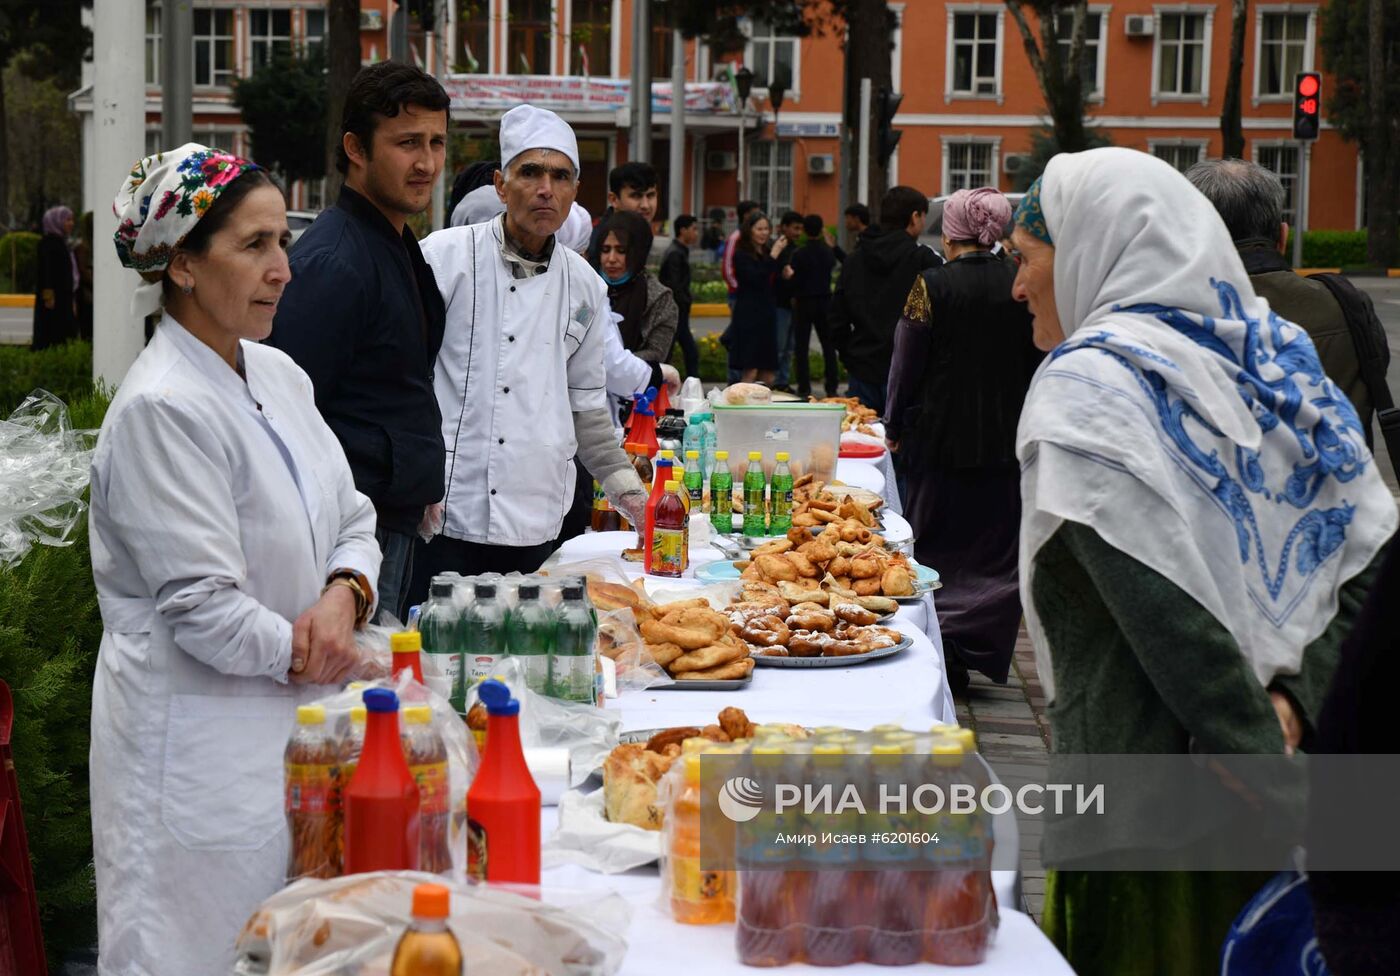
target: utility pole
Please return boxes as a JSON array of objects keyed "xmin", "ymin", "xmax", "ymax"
[
  {"xmin": 92, "ymin": 0, "xmax": 146, "ymax": 386},
  {"xmin": 429, "ymin": 0, "xmax": 448, "ymax": 230},
  {"xmin": 390, "ymin": 1, "xmax": 410, "ymax": 62},
  {"xmin": 161, "ymin": 0, "xmax": 193, "ymax": 148},
  {"xmin": 629, "ymin": 0, "xmax": 653, "ymax": 162},
  {"xmin": 857, "ymin": 78, "xmax": 872, "ymax": 210},
  {"xmin": 668, "ymin": 28, "xmax": 685, "ymax": 227}
]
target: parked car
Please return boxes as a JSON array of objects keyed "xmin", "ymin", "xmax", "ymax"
[
  {"xmin": 286, "ymin": 210, "xmax": 319, "ymax": 246},
  {"xmin": 920, "ymin": 192, "xmax": 1025, "ymax": 257}
]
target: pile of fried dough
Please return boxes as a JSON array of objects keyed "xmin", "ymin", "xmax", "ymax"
[
  {"xmin": 737, "ymin": 518, "xmax": 917, "ymax": 600},
  {"xmin": 588, "ymin": 580, "xmax": 755, "ymax": 682},
  {"xmin": 727, "ymin": 579, "xmax": 905, "ymax": 659},
  {"xmin": 813, "ymin": 395, "xmax": 880, "ymax": 435}
]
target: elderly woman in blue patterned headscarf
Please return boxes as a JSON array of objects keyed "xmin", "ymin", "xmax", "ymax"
[{"xmin": 1007, "ymin": 147, "xmax": 1395, "ymax": 975}]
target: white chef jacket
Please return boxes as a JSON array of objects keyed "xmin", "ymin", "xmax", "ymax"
[
  {"xmin": 421, "ymin": 217, "xmax": 611, "ymax": 546},
  {"xmin": 603, "ymin": 309, "xmax": 655, "ymax": 437},
  {"xmin": 88, "ymin": 316, "xmax": 380, "ymax": 976}
]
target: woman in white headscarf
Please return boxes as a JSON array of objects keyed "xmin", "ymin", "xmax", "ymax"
[{"xmin": 1008, "ymin": 147, "xmax": 1395, "ymax": 975}]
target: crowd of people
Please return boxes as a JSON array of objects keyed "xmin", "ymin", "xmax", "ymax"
[{"xmin": 73, "ymin": 55, "xmax": 1400, "ymax": 976}]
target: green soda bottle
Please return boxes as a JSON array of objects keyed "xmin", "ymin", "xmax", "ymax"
[
  {"xmin": 552, "ymin": 583, "xmax": 598, "ymax": 703},
  {"xmin": 683, "ymin": 450, "xmax": 704, "ymax": 511},
  {"xmin": 462, "ymin": 581, "xmax": 506, "ymax": 688},
  {"xmin": 710, "ymin": 450, "xmax": 733, "ymax": 534},
  {"xmin": 507, "ymin": 582, "xmax": 555, "ymax": 697},
  {"xmin": 743, "ymin": 451, "xmax": 768, "ymax": 536},
  {"xmin": 769, "ymin": 451, "xmax": 794, "ymax": 534},
  {"xmin": 419, "ymin": 580, "xmax": 464, "ymax": 711}
]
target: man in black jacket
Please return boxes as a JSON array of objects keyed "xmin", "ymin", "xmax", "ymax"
[
  {"xmin": 827, "ymin": 186, "xmax": 941, "ymax": 413},
  {"xmin": 659, "ymin": 213, "xmax": 699, "ymax": 377},
  {"xmin": 268, "ymin": 62, "xmax": 450, "ymax": 623}
]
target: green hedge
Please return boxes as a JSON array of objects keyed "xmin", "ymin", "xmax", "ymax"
[
  {"xmin": 2, "ymin": 386, "xmax": 111, "ymax": 968},
  {"xmin": 669, "ymin": 330, "xmax": 845, "ymax": 385},
  {"xmin": 1282, "ymin": 229, "xmax": 1370, "ymax": 268},
  {"xmin": 0, "ymin": 341, "xmax": 95, "ymax": 417},
  {"xmin": 0, "ymin": 232, "xmax": 42, "ymax": 294},
  {"xmin": 690, "ymin": 279, "xmax": 729, "ymax": 303}
]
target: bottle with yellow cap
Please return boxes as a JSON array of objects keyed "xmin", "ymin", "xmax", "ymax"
[
  {"xmin": 736, "ymin": 743, "xmax": 803, "ymax": 966},
  {"xmin": 284, "ymin": 704, "xmax": 339, "ymax": 879},
  {"xmin": 769, "ymin": 451, "xmax": 794, "ymax": 533},
  {"xmin": 803, "ymin": 740, "xmax": 867, "ymax": 965},
  {"xmin": 710, "ymin": 449, "xmax": 733, "ymax": 533},
  {"xmin": 391, "ymin": 882, "xmax": 462, "ymax": 975},
  {"xmin": 922, "ymin": 737, "xmax": 996, "ymax": 965},
  {"xmin": 649, "ymin": 480, "xmax": 688, "ymax": 578},
  {"xmin": 866, "ymin": 738, "xmax": 924, "ymax": 966},
  {"xmin": 390, "ymin": 630, "xmax": 425, "ymax": 685},
  {"xmin": 399, "ymin": 705, "xmax": 452, "ymax": 874},
  {"xmin": 742, "ymin": 451, "xmax": 768, "ymax": 536},
  {"xmin": 664, "ymin": 752, "xmax": 734, "ymax": 924}
]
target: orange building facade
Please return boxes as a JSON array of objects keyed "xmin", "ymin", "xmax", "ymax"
[{"xmin": 102, "ymin": 0, "xmax": 1361, "ymax": 231}]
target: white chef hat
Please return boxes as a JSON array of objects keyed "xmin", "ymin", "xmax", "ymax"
[
  {"xmin": 499, "ymin": 104, "xmax": 580, "ymax": 174},
  {"xmin": 557, "ymin": 201, "xmax": 594, "ymax": 253}
]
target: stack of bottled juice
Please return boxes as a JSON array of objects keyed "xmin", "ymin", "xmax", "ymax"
[{"xmin": 658, "ymin": 725, "xmax": 998, "ymax": 967}]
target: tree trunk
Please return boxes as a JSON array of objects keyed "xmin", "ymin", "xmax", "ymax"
[
  {"xmin": 1221, "ymin": 0, "xmax": 1248, "ymax": 159},
  {"xmin": 1365, "ymin": 0, "xmax": 1397, "ymax": 266},
  {"xmin": 1005, "ymin": 0, "xmax": 1091, "ymax": 153},
  {"xmin": 841, "ymin": 0, "xmax": 895, "ymax": 218},
  {"xmin": 0, "ymin": 64, "xmax": 9, "ymax": 227},
  {"xmin": 324, "ymin": 0, "xmax": 361, "ymax": 202}
]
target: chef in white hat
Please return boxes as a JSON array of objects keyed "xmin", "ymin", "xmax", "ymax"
[{"xmin": 414, "ymin": 105, "xmax": 649, "ymax": 582}]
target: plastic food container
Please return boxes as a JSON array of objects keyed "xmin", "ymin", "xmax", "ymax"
[{"xmin": 712, "ymin": 403, "xmax": 844, "ymax": 483}]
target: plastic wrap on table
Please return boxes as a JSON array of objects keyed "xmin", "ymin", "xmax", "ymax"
[
  {"xmin": 544, "ymin": 788, "xmax": 663, "ymax": 874},
  {"xmin": 234, "ymin": 871, "xmax": 631, "ymax": 976},
  {"xmin": 0, "ymin": 390, "xmax": 97, "ymax": 570}
]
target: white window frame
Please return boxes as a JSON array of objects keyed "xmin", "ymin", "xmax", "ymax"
[
  {"xmin": 748, "ymin": 140, "xmax": 795, "ymax": 217},
  {"xmin": 457, "ymin": 0, "xmax": 495, "ymax": 73},
  {"xmin": 146, "ymin": 1, "xmax": 161, "ymax": 87},
  {"xmin": 302, "ymin": 7, "xmax": 326, "ymax": 52},
  {"xmin": 192, "ymin": 5, "xmax": 237, "ymax": 88},
  {"xmin": 1252, "ymin": 6, "xmax": 1316, "ymax": 105},
  {"xmin": 192, "ymin": 125, "xmax": 242, "ymax": 156},
  {"xmin": 1151, "ymin": 5, "xmax": 1213, "ymax": 105},
  {"xmin": 743, "ymin": 18, "xmax": 802, "ymax": 100},
  {"xmin": 247, "ymin": 7, "xmax": 294, "ymax": 74},
  {"xmin": 503, "ymin": 0, "xmax": 553, "ymax": 76},
  {"xmin": 1148, "ymin": 138, "xmax": 1208, "ymax": 172},
  {"xmin": 945, "ymin": 6, "xmax": 1005, "ymax": 104},
  {"xmin": 940, "ymin": 135, "xmax": 1002, "ymax": 195},
  {"xmin": 1253, "ymin": 140, "xmax": 1303, "ymax": 225},
  {"xmin": 1055, "ymin": 6, "xmax": 1111, "ymax": 103}
]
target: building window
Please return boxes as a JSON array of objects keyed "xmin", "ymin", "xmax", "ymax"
[
  {"xmin": 651, "ymin": 1, "xmax": 675, "ymax": 78},
  {"xmin": 507, "ymin": 0, "xmax": 551, "ymax": 75},
  {"xmin": 748, "ymin": 20, "xmax": 798, "ymax": 91},
  {"xmin": 1151, "ymin": 141, "xmax": 1206, "ymax": 172},
  {"xmin": 306, "ymin": 178, "xmax": 327, "ymax": 211},
  {"xmin": 950, "ymin": 11, "xmax": 1000, "ymax": 97},
  {"xmin": 1055, "ymin": 11, "xmax": 1104, "ymax": 96},
  {"xmin": 1156, "ymin": 12, "xmax": 1208, "ymax": 96},
  {"xmin": 944, "ymin": 140, "xmax": 996, "ymax": 193},
  {"xmin": 146, "ymin": 130, "xmax": 162, "ymax": 157},
  {"xmin": 249, "ymin": 9, "xmax": 293, "ymax": 72},
  {"xmin": 193, "ymin": 7, "xmax": 236, "ymax": 87},
  {"xmin": 569, "ymin": 0, "xmax": 610, "ymax": 75},
  {"xmin": 1257, "ymin": 143, "xmax": 1300, "ymax": 224},
  {"xmin": 458, "ymin": 0, "xmax": 490, "ymax": 72},
  {"xmin": 146, "ymin": 2, "xmax": 161, "ymax": 86},
  {"xmin": 749, "ymin": 141, "xmax": 794, "ymax": 218},
  {"xmin": 195, "ymin": 128, "xmax": 239, "ymax": 154},
  {"xmin": 304, "ymin": 9, "xmax": 326, "ymax": 51},
  {"xmin": 1258, "ymin": 12, "xmax": 1310, "ymax": 97}
]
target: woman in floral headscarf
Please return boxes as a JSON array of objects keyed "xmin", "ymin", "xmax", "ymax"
[
  {"xmin": 31, "ymin": 204, "xmax": 79, "ymax": 349},
  {"xmin": 90, "ymin": 145, "xmax": 381, "ymax": 976},
  {"xmin": 1008, "ymin": 147, "xmax": 1396, "ymax": 974}
]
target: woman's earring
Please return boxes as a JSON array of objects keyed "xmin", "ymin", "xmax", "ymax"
[{"xmin": 181, "ymin": 282, "xmax": 193, "ymax": 295}]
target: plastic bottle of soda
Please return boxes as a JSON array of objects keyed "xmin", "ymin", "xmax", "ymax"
[
  {"xmin": 419, "ymin": 581, "xmax": 463, "ymax": 709},
  {"xmin": 769, "ymin": 452, "xmax": 794, "ymax": 534},
  {"xmin": 923, "ymin": 737, "xmax": 997, "ymax": 965},
  {"xmin": 465, "ymin": 679, "xmax": 541, "ymax": 883},
  {"xmin": 285, "ymin": 704, "xmax": 339, "ymax": 880},
  {"xmin": 553, "ymin": 583, "xmax": 598, "ymax": 703},
  {"xmin": 463, "ymin": 582, "xmax": 507, "ymax": 687},
  {"xmin": 649, "ymin": 480, "xmax": 687, "ymax": 578},
  {"xmin": 736, "ymin": 743, "xmax": 802, "ymax": 966},
  {"xmin": 666, "ymin": 753, "xmax": 733, "ymax": 924},
  {"xmin": 683, "ymin": 416, "xmax": 707, "ymax": 479},
  {"xmin": 508, "ymin": 582, "xmax": 555, "ymax": 697},
  {"xmin": 710, "ymin": 450, "xmax": 733, "ymax": 534},
  {"xmin": 682, "ymin": 449, "xmax": 704, "ymax": 510},
  {"xmin": 391, "ymin": 883, "xmax": 462, "ymax": 976},
  {"xmin": 742, "ymin": 451, "xmax": 768, "ymax": 537},
  {"xmin": 343, "ymin": 688, "xmax": 421, "ymax": 874},
  {"xmin": 802, "ymin": 741, "xmax": 866, "ymax": 965},
  {"xmin": 866, "ymin": 739, "xmax": 924, "ymax": 965},
  {"xmin": 390, "ymin": 630, "xmax": 425, "ymax": 685},
  {"xmin": 400, "ymin": 705, "xmax": 453, "ymax": 874},
  {"xmin": 643, "ymin": 453, "xmax": 676, "ymax": 574}
]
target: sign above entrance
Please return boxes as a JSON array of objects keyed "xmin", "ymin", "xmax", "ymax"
[
  {"xmin": 776, "ymin": 122, "xmax": 840, "ymax": 137},
  {"xmin": 443, "ymin": 75, "xmax": 741, "ymax": 116}
]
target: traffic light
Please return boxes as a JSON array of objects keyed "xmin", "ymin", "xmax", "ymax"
[
  {"xmin": 876, "ymin": 88, "xmax": 903, "ymax": 166},
  {"xmin": 1293, "ymin": 72, "xmax": 1321, "ymax": 141}
]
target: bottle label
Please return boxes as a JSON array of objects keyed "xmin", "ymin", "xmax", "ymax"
[
  {"xmin": 468, "ymin": 653, "xmax": 505, "ymax": 684},
  {"xmin": 285, "ymin": 762, "xmax": 335, "ymax": 815},
  {"xmin": 467, "ymin": 817, "xmax": 487, "ymax": 882},
  {"xmin": 652, "ymin": 526, "xmax": 686, "ymax": 576},
  {"xmin": 771, "ymin": 488, "xmax": 793, "ymax": 522},
  {"xmin": 673, "ymin": 855, "xmax": 728, "ymax": 904},
  {"xmin": 409, "ymin": 760, "xmax": 450, "ymax": 815}
]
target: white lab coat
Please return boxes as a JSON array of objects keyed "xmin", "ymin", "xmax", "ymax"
[
  {"xmin": 87, "ymin": 317, "xmax": 380, "ymax": 976},
  {"xmin": 421, "ymin": 217, "xmax": 611, "ymax": 546}
]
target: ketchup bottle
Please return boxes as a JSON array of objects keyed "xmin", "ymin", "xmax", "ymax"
[
  {"xmin": 643, "ymin": 452, "xmax": 676, "ymax": 575},
  {"xmin": 465, "ymin": 680, "xmax": 541, "ymax": 884},
  {"xmin": 343, "ymin": 688, "xmax": 421, "ymax": 873},
  {"xmin": 625, "ymin": 387, "xmax": 660, "ymax": 457}
]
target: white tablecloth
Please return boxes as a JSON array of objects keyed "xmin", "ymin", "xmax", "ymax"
[{"xmin": 839, "ymin": 452, "xmax": 902, "ymax": 516}]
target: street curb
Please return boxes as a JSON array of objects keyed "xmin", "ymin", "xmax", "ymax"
[
  {"xmin": 1297, "ymin": 268, "xmax": 1400, "ymax": 278},
  {"xmin": 693, "ymin": 302, "xmax": 729, "ymax": 317},
  {"xmin": 0, "ymin": 294, "xmax": 34, "ymax": 308}
]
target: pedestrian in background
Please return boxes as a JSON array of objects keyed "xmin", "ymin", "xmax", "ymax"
[
  {"xmin": 790, "ymin": 213, "xmax": 839, "ymax": 398},
  {"xmin": 589, "ymin": 161, "xmax": 660, "ymax": 256},
  {"xmin": 828, "ymin": 185, "xmax": 941, "ymax": 413},
  {"xmin": 772, "ymin": 210, "xmax": 803, "ymax": 391},
  {"xmin": 885, "ymin": 188, "xmax": 1041, "ymax": 695},
  {"xmin": 32, "ymin": 204, "xmax": 79, "ymax": 350},
  {"xmin": 722, "ymin": 199, "xmax": 761, "ymax": 310},
  {"xmin": 725, "ymin": 211, "xmax": 788, "ymax": 384},
  {"xmin": 660, "ymin": 213, "xmax": 701, "ymax": 377},
  {"xmin": 830, "ymin": 202, "xmax": 870, "ymax": 263},
  {"xmin": 588, "ymin": 208, "xmax": 677, "ymax": 363}
]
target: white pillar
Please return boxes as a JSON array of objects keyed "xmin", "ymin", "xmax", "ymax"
[
  {"xmin": 668, "ymin": 29, "xmax": 685, "ymax": 226},
  {"xmin": 92, "ymin": 0, "xmax": 147, "ymax": 388}
]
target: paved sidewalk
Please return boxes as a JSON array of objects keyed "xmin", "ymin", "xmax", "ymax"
[{"xmin": 954, "ymin": 622, "xmax": 1051, "ymax": 921}]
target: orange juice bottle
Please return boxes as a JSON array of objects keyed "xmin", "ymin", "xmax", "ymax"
[
  {"xmin": 391, "ymin": 883, "xmax": 462, "ymax": 976},
  {"xmin": 669, "ymin": 754, "xmax": 733, "ymax": 923},
  {"xmin": 649, "ymin": 480, "xmax": 687, "ymax": 578}
]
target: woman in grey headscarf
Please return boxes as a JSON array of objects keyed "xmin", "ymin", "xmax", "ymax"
[{"xmin": 32, "ymin": 204, "xmax": 79, "ymax": 350}]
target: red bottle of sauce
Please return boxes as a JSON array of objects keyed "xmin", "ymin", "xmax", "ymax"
[
  {"xmin": 643, "ymin": 454, "xmax": 676, "ymax": 575},
  {"xmin": 465, "ymin": 680, "xmax": 541, "ymax": 884},
  {"xmin": 343, "ymin": 688, "xmax": 421, "ymax": 873},
  {"xmin": 625, "ymin": 388, "xmax": 660, "ymax": 457},
  {"xmin": 390, "ymin": 631, "xmax": 425, "ymax": 684},
  {"xmin": 649, "ymin": 480, "xmax": 688, "ymax": 578}
]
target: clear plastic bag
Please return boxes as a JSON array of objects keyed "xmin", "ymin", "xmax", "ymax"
[
  {"xmin": 234, "ymin": 871, "xmax": 631, "ymax": 976},
  {"xmin": 0, "ymin": 390, "xmax": 97, "ymax": 569}
]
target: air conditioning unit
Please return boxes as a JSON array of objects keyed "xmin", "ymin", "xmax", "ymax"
[
  {"xmin": 1124, "ymin": 14, "xmax": 1155, "ymax": 36},
  {"xmin": 713, "ymin": 64, "xmax": 735, "ymax": 85},
  {"xmin": 1003, "ymin": 154, "xmax": 1031, "ymax": 175},
  {"xmin": 359, "ymin": 9, "xmax": 383, "ymax": 30},
  {"xmin": 808, "ymin": 154, "xmax": 836, "ymax": 175},
  {"xmin": 707, "ymin": 151, "xmax": 738, "ymax": 172}
]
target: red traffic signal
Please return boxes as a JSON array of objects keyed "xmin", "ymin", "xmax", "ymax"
[{"xmin": 1293, "ymin": 72, "xmax": 1321, "ymax": 141}]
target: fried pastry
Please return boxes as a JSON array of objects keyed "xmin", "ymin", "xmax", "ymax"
[
  {"xmin": 670, "ymin": 637, "xmax": 747, "ymax": 672},
  {"xmin": 675, "ymin": 657, "xmax": 756, "ymax": 680}
]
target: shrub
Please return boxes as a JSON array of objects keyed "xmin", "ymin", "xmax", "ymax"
[
  {"xmin": 690, "ymin": 279, "xmax": 729, "ymax": 303},
  {"xmin": 671, "ymin": 330, "xmax": 845, "ymax": 385},
  {"xmin": 0, "ymin": 231, "xmax": 41, "ymax": 293},
  {"xmin": 0, "ymin": 341, "xmax": 95, "ymax": 417},
  {"xmin": 1283, "ymin": 229, "xmax": 1370, "ymax": 267}
]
